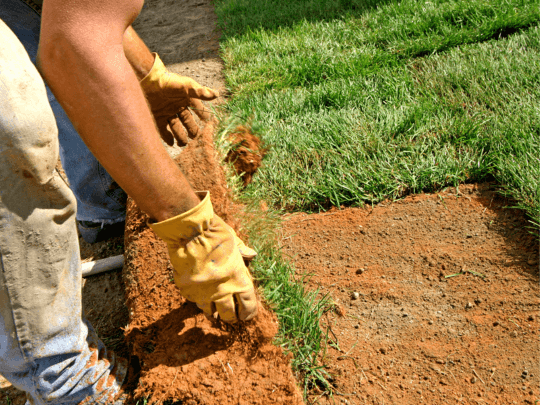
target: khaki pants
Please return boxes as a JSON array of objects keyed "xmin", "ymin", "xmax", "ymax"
[{"xmin": 0, "ymin": 20, "xmax": 126, "ymax": 404}]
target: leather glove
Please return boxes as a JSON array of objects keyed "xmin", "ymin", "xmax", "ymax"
[
  {"xmin": 149, "ymin": 191, "xmax": 258, "ymax": 322},
  {"xmin": 223, "ymin": 221, "xmax": 257, "ymax": 263},
  {"xmin": 140, "ymin": 53, "xmax": 219, "ymax": 147}
]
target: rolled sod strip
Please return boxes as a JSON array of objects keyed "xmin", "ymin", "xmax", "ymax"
[{"xmin": 122, "ymin": 122, "xmax": 304, "ymax": 404}]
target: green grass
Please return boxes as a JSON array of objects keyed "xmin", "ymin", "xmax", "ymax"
[
  {"xmin": 213, "ymin": 0, "xmax": 540, "ymax": 398},
  {"xmin": 239, "ymin": 201, "xmax": 331, "ymax": 393},
  {"xmin": 218, "ymin": 0, "xmax": 539, "ymax": 96},
  {"xmin": 215, "ymin": 1, "xmax": 539, "ymax": 229}
]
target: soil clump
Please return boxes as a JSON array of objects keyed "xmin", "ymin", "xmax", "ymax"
[
  {"xmin": 280, "ymin": 183, "xmax": 539, "ymax": 405},
  {"xmin": 225, "ymin": 125, "xmax": 267, "ymax": 186},
  {"xmin": 174, "ymin": 121, "xmax": 238, "ymax": 227}
]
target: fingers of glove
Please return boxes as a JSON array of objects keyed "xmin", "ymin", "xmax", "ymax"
[
  {"xmin": 168, "ymin": 117, "xmax": 189, "ymax": 146},
  {"xmin": 177, "ymin": 107, "xmax": 201, "ymax": 140},
  {"xmin": 236, "ymin": 290, "xmax": 258, "ymax": 321},
  {"xmin": 213, "ymin": 295, "xmax": 238, "ymax": 323},
  {"xmin": 189, "ymin": 98, "xmax": 212, "ymax": 122},
  {"xmin": 196, "ymin": 300, "xmax": 216, "ymax": 318},
  {"xmin": 156, "ymin": 120, "xmax": 175, "ymax": 146},
  {"xmin": 167, "ymin": 74, "xmax": 219, "ymax": 101},
  {"xmin": 234, "ymin": 235, "xmax": 257, "ymax": 261}
]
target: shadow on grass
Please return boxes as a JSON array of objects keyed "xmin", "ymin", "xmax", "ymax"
[{"xmin": 215, "ymin": 0, "xmax": 394, "ymax": 39}]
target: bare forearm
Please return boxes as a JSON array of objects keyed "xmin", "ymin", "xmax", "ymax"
[
  {"xmin": 123, "ymin": 26, "xmax": 155, "ymax": 80},
  {"xmin": 38, "ymin": 0, "xmax": 200, "ymax": 221}
]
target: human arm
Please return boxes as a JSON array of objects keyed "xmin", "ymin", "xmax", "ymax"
[
  {"xmin": 38, "ymin": 0, "xmax": 200, "ymax": 221},
  {"xmin": 38, "ymin": 0, "xmax": 257, "ymax": 322},
  {"xmin": 123, "ymin": 26, "xmax": 155, "ymax": 80}
]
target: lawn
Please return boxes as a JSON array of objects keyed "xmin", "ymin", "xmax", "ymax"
[{"xmin": 215, "ymin": 0, "xmax": 540, "ymax": 228}]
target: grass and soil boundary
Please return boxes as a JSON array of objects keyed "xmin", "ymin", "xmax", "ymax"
[{"xmin": 213, "ymin": 0, "xmax": 540, "ymax": 401}]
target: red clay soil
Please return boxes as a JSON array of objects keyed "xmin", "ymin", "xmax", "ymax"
[
  {"xmin": 225, "ymin": 125, "xmax": 267, "ymax": 187},
  {"xmin": 280, "ymin": 184, "xmax": 539, "ymax": 405},
  {"xmin": 122, "ymin": 122, "xmax": 303, "ymax": 404}
]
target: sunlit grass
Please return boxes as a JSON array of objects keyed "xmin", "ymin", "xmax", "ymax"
[{"xmin": 217, "ymin": 9, "xmax": 539, "ymax": 227}]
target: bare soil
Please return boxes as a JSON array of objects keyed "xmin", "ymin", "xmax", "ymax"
[{"xmin": 280, "ymin": 184, "xmax": 539, "ymax": 405}]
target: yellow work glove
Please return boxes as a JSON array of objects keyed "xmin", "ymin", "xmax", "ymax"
[
  {"xmin": 224, "ymin": 221, "xmax": 257, "ymax": 263},
  {"xmin": 149, "ymin": 191, "xmax": 258, "ymax": 322},
  {"xmin": 140, "ymin": 53, "xmax": 219, "ymax": 147}
]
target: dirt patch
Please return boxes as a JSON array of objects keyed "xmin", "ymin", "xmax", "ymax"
[
  {"xmin": 0, "ymin": 377, "xmax": 25, "ymax": 405},
  {"xmin": 280, "ymin": 183, "xmax": 539, "ymax": 405},
  {"xmin": 225, "ymin": 125, "xmax": 267, "ymax": 186},
  {"xmin": 122, "ymin": 121, "xmax": 303, "ymax": 404}
]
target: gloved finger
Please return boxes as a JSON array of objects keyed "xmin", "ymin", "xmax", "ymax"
[
  {"xmin": 156, "ymin": 119, "xmax": 175, "ymax": 146},
  {"xmin": 188, "ymin": 98, "xmax": 212, "ymax": 122},
  {"xmin": 217, "ymin": 218, "xmax": 257, "ymax": 261},
  {"xmin": 213, "ymin": 295, "xmax": 238, "ymax": 323},
  {"xmin": 196, "ymin": 300, "xmax": 216, "ymax": 318},
  {"xmin": 236, "ymin": 290, "xmax": 258, "ymax": 321},
  {"xmin": 168, "ymin": 116, "xmax": 189, "ymax": 147},
  {"xmin": 176, "ymin": 76, "xmax": 219, "ymax": 101},
  {"xmin": 177, "ymin": 107, "xmax": 201, "ymax": 140},
  {"xmin": 234, "ymin": 234, "xmax": 257, "ymax": 261},
  {"xmin": 165, "ymin": 73, "xmax": 219, "ymax": 101}
]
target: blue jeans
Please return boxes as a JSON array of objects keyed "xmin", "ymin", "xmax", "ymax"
[
  {"xmin": 0, "ymin": 0, "xmax": 127, "ymax": 225},
  {"xmin": 0, "ymin": 13, "xmax": 126, "ymax": 405}
]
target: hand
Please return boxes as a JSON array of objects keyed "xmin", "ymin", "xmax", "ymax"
[
  {"xmin": 149, "ymin": 191, "xmax": 258, "ymax": 322},
  {"xmin": 140, "ymin": 54, "xmax": 219, "ymax": 147},
  {"xmin": 220, "ymin": 219, "xmax": 257, "ymax": 264}
]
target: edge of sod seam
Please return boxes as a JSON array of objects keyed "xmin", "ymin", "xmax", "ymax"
[{"xmin": 215, "ymin": 118, "xmax": 334, "ymax": 398}]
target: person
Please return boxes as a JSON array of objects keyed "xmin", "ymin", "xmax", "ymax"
[
  {"xmin": 0, "ymin": 0, "xmax": 217, "ymax": 244},
  {"xmin": 0, "ymin": 0, "xmax": 258, "ymax": 403}
]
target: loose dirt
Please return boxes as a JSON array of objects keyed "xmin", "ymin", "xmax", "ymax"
[
  {"xmin": 122, "ymin": 121, "xmax": 303, "ymax": 404},
  {"xmin": 225, "ymin": 125, "xmax": 267, "ymax": 187},
  {"xmin": 174, "ymin": 120, "xmax": 239, "ymax": 227},
  {"xmin": 280, "ymin": 184, "xmax": 539, "ymax": 405}
]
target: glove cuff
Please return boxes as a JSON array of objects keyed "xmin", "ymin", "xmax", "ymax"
[
  {"xmin": 139, "ymin": 53, "xmax": 167, "ymax": 93},
  {"xmin": 148, "ymin": 191, "xmax": 212, "ymax": 243}
]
